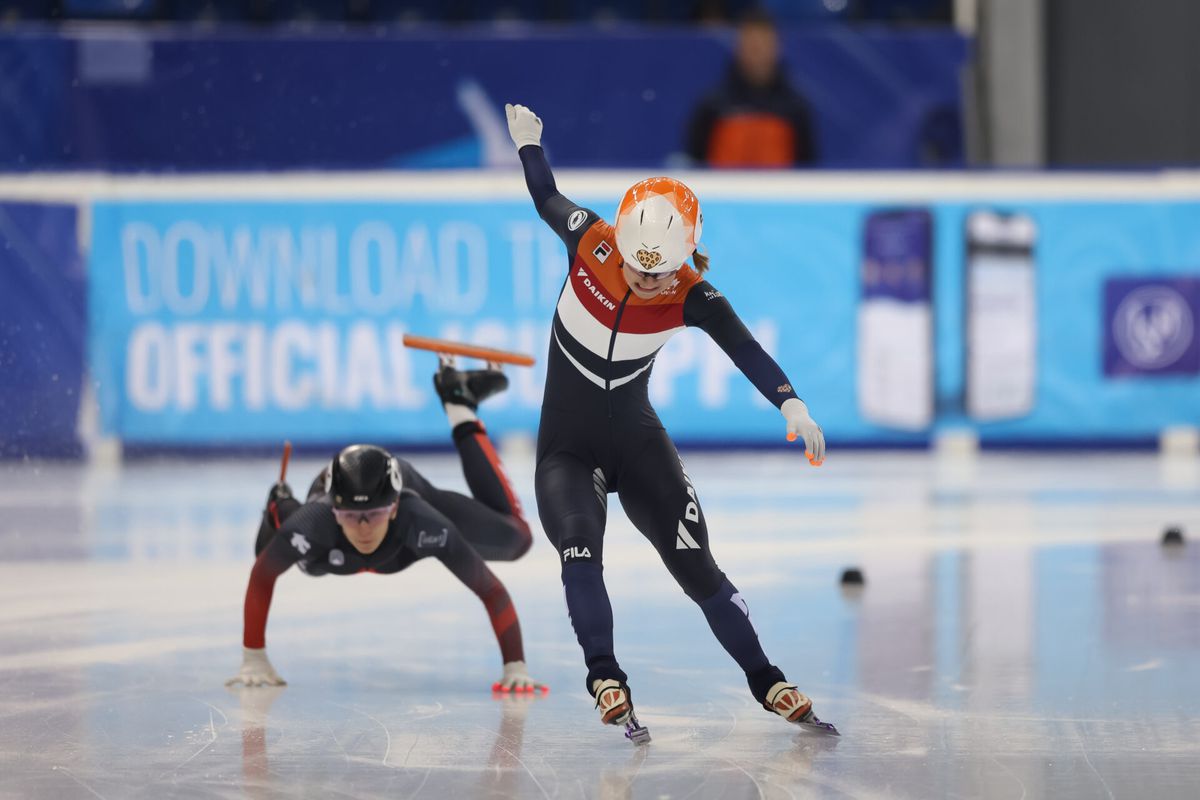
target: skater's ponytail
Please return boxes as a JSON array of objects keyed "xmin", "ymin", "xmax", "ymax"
[{"xmin": 692, "ymin": 248, "xmax": 710, "ymax": 275}]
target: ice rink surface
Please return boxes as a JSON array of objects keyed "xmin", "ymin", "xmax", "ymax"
[{"xmin": 1, "ymin": 449, "xmax": 1198, "ymax": 799}]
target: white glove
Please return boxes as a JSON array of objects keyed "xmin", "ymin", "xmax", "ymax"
[
  {"xmin": 225, "ymin": 647, "xmax": 287, "ymax": 688},
  {"xmin": 505, "ymin": 103, "xmax": 543, "ymax": 150},
  {"xmin": 781, "ymin": 398, "xmax": 825, "ymax": 466},
  {"xmin": 492, "ymin": 660, "xmax": 548, "ymax": 694}
]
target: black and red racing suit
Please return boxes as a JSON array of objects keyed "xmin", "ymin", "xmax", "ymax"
[{"xmin": 241, "ymin": 420, "xmax": 532, "ymax": 666}]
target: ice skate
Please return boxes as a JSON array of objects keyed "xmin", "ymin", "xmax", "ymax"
[
  {"xmin": 255, "ymin": 481, "xmax": 296, "ymax": 555},
  {"xmin": 765, "ymin": 682, "xmax": 840, "ymax": 736},
  {"xmin": 265, "ymin": 480, "xmax": 295, "ymax": 528},
  {"xmin": 592, "ymin": 679, "xmax": 650, "ymax": 745},
  {"xmin": 434, "ymin": 364, "xmax": 509, "ymax": 410},
  {"xmin": 266, "ymin": 481, "xmax": 293, "ymax": 506}
]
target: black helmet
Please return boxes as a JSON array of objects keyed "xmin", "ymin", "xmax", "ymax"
[{"xmin": 325, "ymin": 444, "xmax": 402, "ymax": 510}]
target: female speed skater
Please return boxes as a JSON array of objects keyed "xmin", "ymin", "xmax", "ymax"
[
  {"xmin": 226, "ymin": 364, "xmax": 547, "ymax": 694},
  {"xmin": 504, "ymin": 102, "xmax": 836, "ymax": 737}
]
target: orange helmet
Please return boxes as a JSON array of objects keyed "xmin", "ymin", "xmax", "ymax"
[{"xmin": 614, "ymin": 177, "xmax": 703, "ymax": 274}]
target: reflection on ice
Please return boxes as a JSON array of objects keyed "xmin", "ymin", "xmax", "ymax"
[{"xmin": 1, "ymin": 452, "xmax": 1198, "ymax": 798}]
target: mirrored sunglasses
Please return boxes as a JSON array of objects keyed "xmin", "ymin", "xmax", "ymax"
[
  {"xmin": 627, "ymin": 265, "xmax": 679, "ymax": 281},
  {"xmin": 332, "ymin": 504, "xmax": 393, "ymax": 525}
]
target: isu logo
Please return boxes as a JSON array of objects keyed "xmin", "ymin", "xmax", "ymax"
[
  {"xmin": 1114, "ymin": 285, "xmax": 1194, "ymax": 370},
  {"xmin": 568, "ymin": 209, "xmax": 588, "ymax": 231}
]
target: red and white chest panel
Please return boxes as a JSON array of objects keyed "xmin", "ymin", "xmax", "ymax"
[{"xmin": 552, "ymin": 221, "xmax": 701, "ymax": 389}]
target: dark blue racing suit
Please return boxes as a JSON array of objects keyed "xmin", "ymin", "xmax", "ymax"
[{"xmin": 519, "ymin": 143, "xmax": 805, "ymax": 704}]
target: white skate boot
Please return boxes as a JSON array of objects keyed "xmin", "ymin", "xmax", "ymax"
[
  {"xmin": 765, "ymin": 682, "xmax": 840, "ymax": 735},
  {"xmin": 592, "ymin": 678, "xmax": 632, "ymax": 725},
  {"xmin": 592, "ymin": 679, "xmax": 650, "ymax": 744},
  {"xmin": 765, "ymin": 682, "xmax": 813, "ymax": 722}
]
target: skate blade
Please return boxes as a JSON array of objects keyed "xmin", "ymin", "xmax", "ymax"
[
  {"xmin": 797, "ymin": 714, "xmax": 840, "ymax": 736},
  {"xmin": 624, "ymin": 720, "xmax": 651, "ymax": 745}
]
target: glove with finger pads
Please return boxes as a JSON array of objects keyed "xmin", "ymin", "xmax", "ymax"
[
  {"xmin": 225, "ymin": 647, "xmax": 287, "ymax": 688},
  {"xmin": 492, "ymin": 659, "xmax": 548, "ymax": 694},
  {"xmin": 505, "ymin": 103, "xmax": 543, "ymax": 150},
  {"xmin": 781, "ymin": 398, "xmax": 825, "ymax": 466}
]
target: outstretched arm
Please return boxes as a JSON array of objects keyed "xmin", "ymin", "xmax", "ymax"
[
  {"xmin": 684, "ymin": 281, "xmax": 826, "ymax": 464},
  {"xmin": 226, "ymin": 536, "xmax": 300, "ymax": 687},
  {"xmin": 433, "ymin": 516, "xmax": 547, "ymax": 692},
  {"xmin": 439, "ymin": 529, "xmax": 524, "ymax": 661}
]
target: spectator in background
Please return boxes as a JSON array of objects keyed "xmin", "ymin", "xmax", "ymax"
[{"xmin": 685, "ymin": 8, "xmax": 818, "ymax": 168}]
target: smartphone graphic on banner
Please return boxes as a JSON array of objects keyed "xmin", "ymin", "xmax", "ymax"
[
  {"xmin": 857, "ymin": 208, "xmax": 934, "ymax": 430},
  {"xmin": 964, "ymin": 210, "xmax": 1037, "ymax": 420}
]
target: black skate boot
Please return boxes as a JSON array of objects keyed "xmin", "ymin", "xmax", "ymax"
[
  {"xmin": 267, "ymin": 481, "xmax": 294, "ymax": 506},
  {"xmin": 433, "ymin": 365, "xmax": 509, "ymax": 410},
  {"xmin": 255, "ymin": 481, "xmax": 297, "ymax": 556}
]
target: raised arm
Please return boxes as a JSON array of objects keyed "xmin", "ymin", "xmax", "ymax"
[
  {"xmin": 684, "ymin": 280, "xmax": 826, "ymax": 464},
  {"xmin": 507, "ymin": 102, "xmax": 602, "ymax": 249}
]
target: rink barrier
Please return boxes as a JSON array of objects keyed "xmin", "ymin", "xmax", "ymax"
[{"xmin": 0, "ymin": 170, "xmax": 1198, "ymax": 454}]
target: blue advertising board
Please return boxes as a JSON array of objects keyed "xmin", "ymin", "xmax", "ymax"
[
  {"xmin": 932, "ymin": 201, "xmax": 1200, "ymax": 441},
  {"xmin": 88, "ymin": 192, "xmax": 1200, "ymax": 447},
  {"xmin": 0, "ymin": 202, "xmax": 85, "ymax": 457}
]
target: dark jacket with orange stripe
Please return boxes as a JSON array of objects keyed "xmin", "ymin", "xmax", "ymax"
[{"xmin": 686, "ymin": 65, "xmax": 817, "ymax": 167}]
